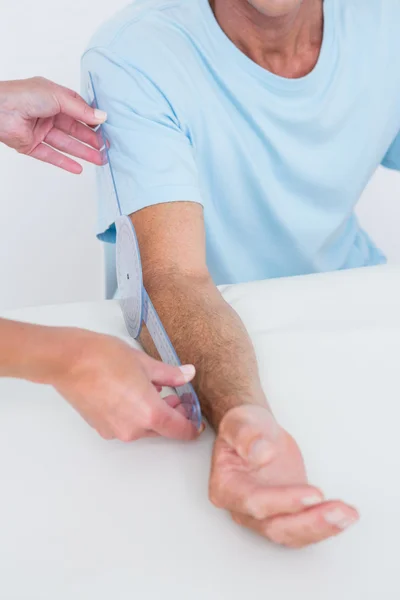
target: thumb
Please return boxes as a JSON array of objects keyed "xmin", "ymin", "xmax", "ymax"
[
  {"xmin": 219, "ymin": 405, "xmax": 279, "ymax": 466},
  {"xmin": 141, "ymin": 354, "xmax": 196, "ymax": 387},
  {"xmin": 57, "ymin": 87, "xmax": 107, "ymax": 126},
  {"xmin": 145, "ymin": 385, "xmax": 199, "ymax": 441}
]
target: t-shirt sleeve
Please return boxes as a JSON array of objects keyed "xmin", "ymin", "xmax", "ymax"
[
  {"xmin": 381, "ymin": 129, "xmax": 400, "ymax": 171},
  {"xmin": 81, "ymin": 48, "xmax": 203, "ymax": 242}
]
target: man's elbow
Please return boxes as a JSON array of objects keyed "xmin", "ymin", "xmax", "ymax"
[{"xmin": 144, "ymin": 265, "xmax": 212, "ymax": 298}]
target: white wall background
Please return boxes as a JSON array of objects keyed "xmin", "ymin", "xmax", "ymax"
[
  {"xmin": 0, "ymin": 0, "xmax": 127, "ymax": 311},
  {"xmin": 0, "ymin": 0, "xmax": 399, "ymax": 311}
]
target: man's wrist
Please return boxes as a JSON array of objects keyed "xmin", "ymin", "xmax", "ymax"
[{"xmin": 206, "ymin": 389, "xmax": 270, "ymax": 432}]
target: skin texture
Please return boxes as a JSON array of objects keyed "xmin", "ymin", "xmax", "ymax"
[
  {"xmin": 211, "ymin": 0, "xmax": 323, "ymax": 77},
  {"xmin": 0, "ymin": 76, "xmax": 107, "ymax": 173},
  {"xmin": 128, "ymin": 0, "xmax": 359, "ymax": 547},
  {"xmin": 247, "ymin": 0, "xmax": 304, "ymax": 17},
  {"xmin": 0, "ymin": 77, "xmax": 200, "ymax": 442},
  {"xmin": 0, "ymin": 319, "xmax": 199, "ymax": 441},
  {"xmin": 131, "ymin": 203, "xmax": 358, "ymax": 548}
]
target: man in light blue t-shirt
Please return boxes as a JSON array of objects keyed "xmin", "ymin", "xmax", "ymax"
[{"xmin": 82, "ymin": 0, "xmax": 400, "ymax": 548}]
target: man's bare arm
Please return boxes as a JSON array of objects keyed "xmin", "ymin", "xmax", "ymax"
[
  {"xmin": 131, "ymin": 201, "xmax": 357, "ymax": 546},
  {"xmin": 131, "ymin": 201, "xmax": 267, "ymax": 429}
]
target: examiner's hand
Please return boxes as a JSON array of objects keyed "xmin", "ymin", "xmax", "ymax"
[
  {"xmin": 0, "ymin": 76, "xmax": 107, "ymax": 173},
  {"xmin": 209, "ymin": 405, "xmax": 359, "ymax": 548},
  {"xmin": 49, "ymin": 328, "xmax": 200, "ymax": 441}
]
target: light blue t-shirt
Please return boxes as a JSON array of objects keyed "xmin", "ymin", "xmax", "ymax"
[{"xmin": 82, "ymin": 0, "xmax": 400, "ymax": 286}]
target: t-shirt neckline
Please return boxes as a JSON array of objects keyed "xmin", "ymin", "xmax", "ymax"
[{"xmin": 198, "ymin": 0, "xmax": 336, "ymax": 93}]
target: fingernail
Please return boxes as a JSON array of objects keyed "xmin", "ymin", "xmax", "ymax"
[
  {"xmin": 198, "ymin": 421, "xmax": 206, "ymax": 434},
  {"xmin": 94, "ymin": 109, "xmax": 107, "ymax": 122},
  {"xmin": 179, "ymin": 364, "xmax": 196, "ymax": 382},
  {"xmin": 301, "ymin": 495, "xmax": 323, "ymax": 507},
  {"xmin": 338, "ymin": 518, "xmax": 358, "ymax": 530},
  {"xmin": 248, "ymin": 439, "xmax": 272, "ymax": 464},
  {"xmin": 324, "ymin": 509, "xmax": 358, "ymax": 530}
]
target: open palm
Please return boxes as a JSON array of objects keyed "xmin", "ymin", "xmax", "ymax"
[{"xmin": 209, "ymin": 405, "xmax": 359, "ymax": 548}]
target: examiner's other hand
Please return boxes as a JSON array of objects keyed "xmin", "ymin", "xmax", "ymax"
[
  {"xmin": 49, "ymin": 329, "xmax": 200, "ymax": 441},
  {"xmin": 209, "ymin": 405, "xmax": 358, "ymax": 548},
  {"xmin": 0, "ymin": 76, "xmax": 107, "ymax": 173}
]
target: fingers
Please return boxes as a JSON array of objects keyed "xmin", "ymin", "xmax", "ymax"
[
  {"xmin": 232, "ymin": 501, "xmax": 359, "ymax": 548},
  {"xmin": 29, "ymin": 143, "xmax": 83, "ymax": 174},
  {"xmin": 219, "ymin": 405, "xmax": 279, "ymax": 465},
  {"xmin": 164, "ymin": 394, "xmax": 204, "ymax": 422},
  {"xmin": 145, "ymin": 387, "xmax": 199, "ymax": 441},
  {"xmin": 109, "ymin": 386, "xmax": 199, "ymax": 442},
  {"xmin": 44, "ymin": 128, "xmax": 103, "ymax": 166},
  {"xmin": 210, "ymin": 406, "xmax": 358, "ymax": 548},
  {"xmin": 163, "ymin": 394, "xmax": 181, "ymax": 408},
  {"xmin": 56, "ymin": 87, "xmax": 107, "ymax": 126},
  {"xmin": 54, "ymin": 114, "xmax": 103, "ymax": 150},
  {"xmin": 210, "ymin": 461, "xmax": 323, "ymax": 519},
  {"xmin": 141, "ymin": 354, "xmax": 196, "ymax": 387}
]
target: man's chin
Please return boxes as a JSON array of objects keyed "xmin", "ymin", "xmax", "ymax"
[{"xmin": 246, "ymin": 0, "xmax": 303, "ymax": 19}]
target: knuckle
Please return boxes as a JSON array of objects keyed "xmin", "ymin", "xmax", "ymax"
[
  {"xmin": 231, "ymin": 513, "xmax": 243, "ymax": 526},
  {"xmin": 68, "ymin": 120, "xmax": 78, "ymax": 137},
  {"xmin": 151, "ymin": 411, "xmax": 170, "ymax": 430},
  {"xmin": 117, "ymin": 432, "xmax": 132, "ymax": 443},
  {"xmin": 147, "ymin": 407, "xmax": 173, "ymax": 433},
  {"xmin": 17, "ymin": 144, "xmax": 29, "ymax": 155},
  {"xmin": 262, "ymin": 523, "xmax": 303, "ymax": 548},
  {"xmin": 261, "ymin": 520, "xmax": 276, "ymax": 540},
  {"xmin": 142, "ymin": 404, "xmax": 156, "ymax": 428},
  {"xmin": 32, "ymin": 75, "xmax": 46, "ymax": 85},
  {"xmin": 243, "ymin": 494, "xmax": 266, "ymax": 520},
  {"xmin": 32, "ymin": 76, "xmax": 51, "ymax": 92},
  {"xmin": 81, "ymin": 102, "xmax": 91, "ymax": 117},
  {"xmin": 115, "ymin": 426, "xmax": 136, "ymax": 443}
]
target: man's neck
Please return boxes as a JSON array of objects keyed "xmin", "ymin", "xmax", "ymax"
[{"xmin": 210, "ymin": 0, "xmax": 324, "ymax": 78}]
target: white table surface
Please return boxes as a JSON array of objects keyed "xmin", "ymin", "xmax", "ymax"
[{"xmin": 1, "ymin": 265, "xmax": 400, "ymax": 599}]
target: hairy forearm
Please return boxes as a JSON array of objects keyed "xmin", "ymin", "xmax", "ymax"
[
  {"xmin": 0, "ymin": 318, "xmax": 76, "ymax": 383},
  {"xmin": 141, "ymin": 274, "xmax": 269, "ymax": 429}
]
